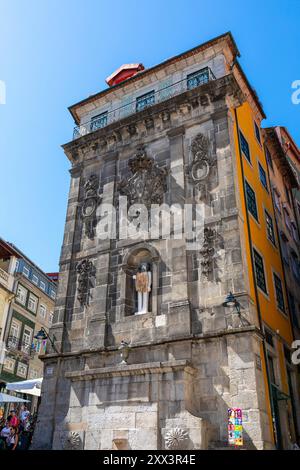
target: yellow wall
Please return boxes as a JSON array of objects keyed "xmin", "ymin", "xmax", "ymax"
[
  {"xmin": 231, "ymin": 101, "xmax": 294, "ymax": 443},
  {"xmin": 233, "ymin": 102, "xmax": 293, "ymax": 343}
]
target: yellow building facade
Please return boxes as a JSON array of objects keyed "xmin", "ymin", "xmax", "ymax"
[{"xmin": 231, "ymin": 100, "xmax": 299, "ymax": 447}]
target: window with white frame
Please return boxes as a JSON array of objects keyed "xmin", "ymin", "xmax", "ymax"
[
  {"xmin": 22, "ymin": 265, "xmax": 30, "ymax": 277},
  {"xmin": 32, "ymin": 274, "xmax": 39, "ymax": 285},
  {"xmin": 9, "ymin": 319, "xmax": 21, "ymax": 346},
  {"xmin": 39, "ymin": 304, "xmax": 46, "ymax": 319},
  {"xmin": 17, "ymin": 362, "xmax": 28, "ymax": 378},
  {"xmin": 49, "ymin": 311, "xmax": 54, "ymax": 325},
  {"xmin": 40, "ymin": 281, "xmax": 46, "ymax": 291},
  {"xmin": 50, "ymin": 290, "xmax": 56, "ymax": 300},
  {"xmin": 273, "ymin": 273, "xmax": 285, "ymax": 313},
  {"xmin": 3, "ymin": 357, "xmax": 16, "ymax": 373},
  {"xmin": 16, "ymin": 284, "xmax": 28, "ymax": 305},
  {"xmin": 265, "ymin": 210, "xmax": 276, "ymax": 246},
  {"xmin": 28, "ymin": 292, "xmax": 38, "ymax": 313},
  {"xmin": 21, "ymin": 326, "xmax": 33, "ymax": 353}
]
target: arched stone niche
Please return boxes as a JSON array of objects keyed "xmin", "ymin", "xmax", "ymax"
[{"xmin": 121, "ymin": 244, "xmax": 160, "ymax": 318}]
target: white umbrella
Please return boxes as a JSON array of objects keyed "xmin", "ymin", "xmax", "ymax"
[
  {"xmin": 6, "ymin": 378, "xmax": 42, "ymax": 397},
  {"xmin": 0, "ymin": 392, "xmax": 29, "ymax": 403}
]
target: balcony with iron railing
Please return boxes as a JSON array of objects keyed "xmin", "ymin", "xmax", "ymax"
[
  {"xmin": 6, "ymin": 335, "xmax": 34, "ymax": 357},
  {"xmin": 73, "ymin": 66, "xmax": 216, "ymax": 140}
]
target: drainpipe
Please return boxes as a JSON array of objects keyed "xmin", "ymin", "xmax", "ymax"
[{"xmin": 233, "ymin": 107, "xmax": 279, "ymax": 448}]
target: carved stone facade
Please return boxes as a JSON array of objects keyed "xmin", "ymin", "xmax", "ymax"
[
  {"xmin": 76, "ymin": 259, "xmax": 95, "ymax": 307},
  {"xmin": 118, "ymin": 146, "xmax": 168, "ymax": 208},
  {"xmin": 80, "ymin": 174, "xmax": 101, "ymax": 239},
  {"xmin": 32, "ymin": 43, "xmax": 273, "ymax": 450}
]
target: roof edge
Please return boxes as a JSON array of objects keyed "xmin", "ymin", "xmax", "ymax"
[{"xmin": 69, "ymin": 31, "xmax": 240, "ymax": 124}]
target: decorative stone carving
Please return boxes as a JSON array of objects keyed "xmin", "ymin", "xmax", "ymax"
[
  {"xmin": 127, "ymin": 124, "xmax": 137, "ymax": 136},
  {"xmin": 80, "ymin": 174, "xmax": 102, "ymax": 239},
  {"xmin": 186, "ymin": 133, "xmax": 216, "ymax": 195},
  {"xmin": 165, "ymin": 428, "xmax": 188, "ymax": 449},
  {"xmin": 200, "ymin": 227, "xmax": 216, "ymax": 279},
  {"xmin": 61, "ymin": 431, "xmax": 81, "ymax": 450},
  {"xmin": 119, "ymin": 340, "xmax": 131, "ymax": 364},
  {"xmin": 144, "ymin": 117, "xmax": 154, "ymax": 129},
  {"xmin": 160, "ymin": 110, "xmax": 170, "ymax": 122},
  {"xmin": 76, "ymin": 258, "xmax": 95, "ymax": 306},
  {"xmin": 118, "ymin": 146, "xmax": 168, "ymax": 208}
]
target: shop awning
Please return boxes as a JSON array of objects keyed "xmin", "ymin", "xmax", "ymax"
[
  {"xmin": 6, "ymin": 378, "xmax": 43, "ymax": 397},
  {"xmin": 0, "ymin": 392, "xmax": 30, "ymax": 403}
]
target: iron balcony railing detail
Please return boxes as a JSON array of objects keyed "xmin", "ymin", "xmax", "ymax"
[
  {"xmin": 7, "ymin": 335, "xmax": 34, "ymax": 356},
  {"xmin": 73, "ymin": 67, "xmax": 216, "ymax": 140}
]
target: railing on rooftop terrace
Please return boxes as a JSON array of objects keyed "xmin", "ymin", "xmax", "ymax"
[{"xmin": 73, "ymin": 66, "xmax": 216, "ymax": 140}]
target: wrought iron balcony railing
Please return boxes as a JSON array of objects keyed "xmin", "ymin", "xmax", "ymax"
[
  {"xmin": 73, "ymin": 66, "xmax": 216, "ymax": 140},
  {"xmin": 7, "ymin": 335, "xmax": 34, "ymax": 356}
]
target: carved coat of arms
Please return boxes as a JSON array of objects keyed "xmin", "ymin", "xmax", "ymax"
[
  {"xmin": 118, "ymin": 146, "xmax": 168, "ymax": 208},
  {"xmin": 186, "ymin": 133, "xmax": 216, "ymax": 194}
]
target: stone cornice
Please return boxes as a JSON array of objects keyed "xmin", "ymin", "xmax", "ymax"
[
  {"xmin": 65, "ymin": 359, "xmax": 196, "ymax": 381},
  {"xmin": 62, "ymin": 74, "xmax": 245, "ymax": 166},
  {"xmin": 40, "ymin": 324, "xmax": 262, "ymax": 362}
]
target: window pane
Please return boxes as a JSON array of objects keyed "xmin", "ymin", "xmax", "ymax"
[
  {"xmin": 254, "ymin": 122, "xmax": 261, "ymax": 144},
  {"xmin": 265, "ymin": 211, "xmax": 276, "ymax": 245},
  {"xmin": 187, "ymin": 67, "xmax": 210, "ymax": 90},
  {"xmin": 245, "ymin": 181, "xmax": 258, "ymax": 220},
  {"xmin": 253, "ymin": 250, "xmax": 267, "ymax": 293},
  {"xmin": 259, "ymin": 163, "xmax": 268, "ymax": 191},
  {"xmin": 136, "ymin": 91, "xmax": 155, "ymax": 112},
  {"xmin": 16, "ymin": 285, "xmax": 27, "ymax": 305},
  {"xmin": 28, "ymin": 293, "xmax": 38, "ymax": 313},
  {"xmin": 90, "ymin": 111, "xmax": 108, "ymax": 131},
  {"xmin": 39, "ymin": 304, "xmax": 46, "ymax": 318},
  {"xmin": 239, "ymin": 131, "xmax": 251, "ymax": 162},
  {"xmin": 274, "ymin": 274, "xmax": 285, "ymax": 312}
]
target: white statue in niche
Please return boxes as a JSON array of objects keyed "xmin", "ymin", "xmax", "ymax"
[{"xmin": 133, "ymin": 262, "xmax": 152, "ymax": 314}]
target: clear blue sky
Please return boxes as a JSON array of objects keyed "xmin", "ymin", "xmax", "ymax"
[{"xmin": 0, "ymin": 0, "xmax": 299, "ymax": 272}]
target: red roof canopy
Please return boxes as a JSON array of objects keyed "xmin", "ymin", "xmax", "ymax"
[{"xmin": 105, "ymin": 63, "xmax": 145, "ymax": 87}]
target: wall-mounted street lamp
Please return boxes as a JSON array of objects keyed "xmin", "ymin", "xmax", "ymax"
[
  {"xmin": 34, "ymin": 327, "xmax": 58, "ymax": 354},
  {"xmin": 223, "ymin": 292, "xmax": 241, "ymax": 315}
]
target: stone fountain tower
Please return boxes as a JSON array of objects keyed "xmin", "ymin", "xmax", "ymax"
[{"xmin": 32, "ymin": 33, "xmax": 273, "ymax": 450}]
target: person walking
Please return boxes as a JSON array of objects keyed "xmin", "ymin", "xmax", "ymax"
[
  {"xmin": 9, "ymin": 410, "xmax": 19, "ymax": 428},
  {"xmin": 6, "ymin": 427, "xmax": 19, "ymax": 451},
  {"xmin": 0, "ymin": 422, "xmax": 11, "ymax": 450},
  {"xmin": 6, "ymin": 428, "xmax": 19, "ymax": 450}
]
